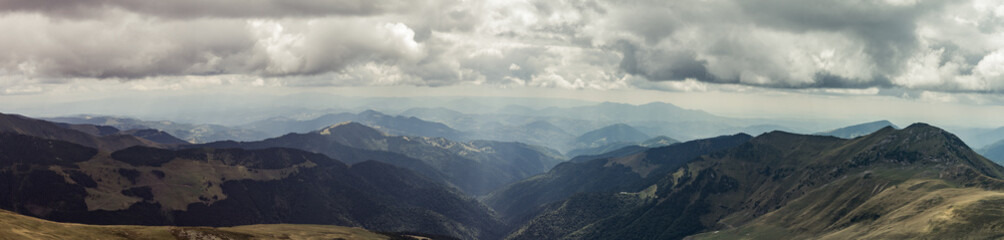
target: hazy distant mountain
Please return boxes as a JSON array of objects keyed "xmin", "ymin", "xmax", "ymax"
[
  {"xmin": 574, "ymin": 124, "xmax": 650, "ymax": 147},
  {"xmin": 466, "ymin": 121, "xmax": 578, "ymax": 153},
  {"xmin": 568, "ymin": 145, "xmax": 650, "ymax": 164},
  {"xmin": 52, "ymin": 121, "xmax": 189, "ymax": 146},
  {"xmin": 509, "ymin": 124, "xmax": 1004, "ymax": 239},
  {"xmin": 401, "ymin": 107, "xmax": 594, "ymax": 138},
  {"xmin": 567, "ymin": 135, "xmax": 680, "ymax": 158},
  {"xmin": 243, "ymin": 110, "xmax": 465, "ymax": 140},
  {"xmin": 951, "ymin": 126, "xmax": 1004, "ymax": 149},
  {"xmin": 47, "ymin": 115, "xmax": 268, "ymax": 143},
  {"xmin": 0, "ymin": 131, "xmax": 502, "ymax": 240},
  {"xmin": 198, "ymin": 122, "xmax": 564, "ymax": 195},
  {"xmin": 397, "ymin": 102, "xmax": 823, "ymax": 150},
  {"xmin": 0, "ymin": 112, "xmax": 162, "ymax": 151},
  {"xmin": 979, "ymin": 139, "xmax": 1004, "ymax": 165},
  {"xmin": 567, "ymin": 136, "xmax": 682, "ymax": 163},
  {"xmin": 815, "ymin": 120, "xmax": 898, "ymax": 138},
  {"xmin": 566, "ymin": 124, "xmax": 654, "ymax": 156},
  {"xmin": 400, "ymin": 107, "xmax": 468, "ymax": 122}
]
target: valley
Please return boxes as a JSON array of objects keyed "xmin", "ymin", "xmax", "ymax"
[
  {"xmin": 2, "ymin": 100, "xmax": 1004, "ymax": 240},
  {"xmin": 4, "ymin": 0, "xmax": 1004, "ymax": 239}
]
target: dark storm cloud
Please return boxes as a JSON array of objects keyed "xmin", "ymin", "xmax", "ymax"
[
  {"xmin": 0, "ymin": 0, "xmax": 1001, "ymax": 93},
  {"xmin": 0, "ymin": 0, "xmax": 413, "ymax": 18},
  {"xmin": 604, "ymin": 0, "xmax": 1003, "ymax": 92},
  {"xmin": 617, "ymin": 41, "xmax": 713, "ymax": 82},
  {"xmin": 810, "ymin": 72, "xmax": 895, "ymax": 89},
  {"xmin": 735, "ymin": 0, "xmax": 945, "ymax": 78}
]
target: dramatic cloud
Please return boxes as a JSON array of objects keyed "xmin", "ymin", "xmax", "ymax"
[
  {"xmin": 0, "ymin": 0, "xmax": 423, "ymax": 18},
  {"xmin": 0, "ymin": 0, "xmax": 1002, "ymax": 94}
]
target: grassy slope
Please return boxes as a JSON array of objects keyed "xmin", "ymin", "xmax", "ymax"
[
  {"xmin": 688, "ymin": 125, "xmax": 1004, "ymax": 239},
  {"xmin": 0, "ymin": 209, "xmax": 391, "ymax": 240},
  {"xmin": 692, "ymin": 169, "xmax": 1004, "ymax": 240},
  {"xmin": 511, "ymin": 124, "xmax": 1004, "ymax": 240}
]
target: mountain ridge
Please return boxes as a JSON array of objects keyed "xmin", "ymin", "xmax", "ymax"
[
  {"xmin": 0, "ymin": 130, "xmax": 503, "ymax": 240},
  {"xmin": 195, "ymin": 121, "xmax": 565, "ymax": 195},
  {"xmin": 0, "ymin": 112, "xmax": 164, "ymax": 151},
  {"xmin": 506, "ymin": 123, "xmax": 1004, "ymax": 239},
  {"xmin": 814, "ymin": 120, "xmax": 899, "ymax": 139}
]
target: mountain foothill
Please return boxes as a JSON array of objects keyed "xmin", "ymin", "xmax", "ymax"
[{"xmin": 3, "ymin": 103, "xmax": 1004, "ymax": 240}]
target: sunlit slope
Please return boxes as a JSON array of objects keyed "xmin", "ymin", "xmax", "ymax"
[
  {"xmin": 510, "ymin": 123, "xmax": 1004, "ymax": 239},
  {"xmin": 692, "ymin": 177, "xmax": 1004, "ymax": 239},
  {"xmin": 0, "ymin": 209, "xmax": 394, "ymax": 240},
  {"xmin": 687, "ymin": 123, "xmax": 1004, "ymax": 239}
]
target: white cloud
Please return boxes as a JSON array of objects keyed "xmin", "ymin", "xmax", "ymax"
[{"xmin": 0, "ymin": 0, "xmax": 1002, "ymax": 97}]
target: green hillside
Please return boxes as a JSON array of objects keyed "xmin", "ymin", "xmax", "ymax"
[{"xmin": 508, "ymin": 124, "xmax": 1004, "ymax": 239}]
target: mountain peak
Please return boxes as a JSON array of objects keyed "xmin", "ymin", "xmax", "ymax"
[
  {"xmin": 597, "ymin": 101, "xmax": 630, "ymax": 107},
  {"xmin": 358, "ymin": 109, "xmax": 386, "ymax": 117},
  {"xmin": 574, "ymin": 123, "xmax": 650, "ymax": 148},
  {"xmin": 886, "ymin": 122, "xmax": 968, "ymax": 148},
  {"xmin": 318, "ymin": 121, "xmax": 385, "ymax": 138},
  {"xmin": 638, "ymin": 101, "xmax": 683, "ymax": 109},
  {"xmin": 902, "ymin": 122, "xmax": 937, "ymax": 131},
  {"xmin": 754, "ymin": 122, "xmax": 1004, "ymax": 179}
]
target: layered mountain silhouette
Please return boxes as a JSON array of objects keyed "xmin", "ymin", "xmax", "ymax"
[
  {"xmin": 0, "ymin": 131, "xmax": 502, "ymax": 239},
  {"xmin": 567, "ymin": 135, "xmax": 680, "ymax": 159},
  {"xmin": 952, "ymin": 126, "xmax": 1004, "ymax": 149},
  {"xmin": 195, "ymin": 122, "xmax": 565, "ymax": 195},
  {"xmin": 9, "ymin": 109, "xmax": 1004, "ymax": 240},
  {"xmin": 815, "ymin": 120, "xmax": 898, "ymax": 139},
  {"xmin": 979, "ymin": 139, "xmax": 1004, "ymax": 165},
  {"xmin": 566, "ymin": 123, "xmax": 660, "ymax": 157},
  {"xmin": 486, "ymin": 134, "xmax": 752, "ymax": 228},
  {"xmin": 243, "ymin": 110, "xmax": 466, "ymax": 140},
  {"xmin": 505, "ymin": 124, "xmax": 1004, "ymax": 239},
  {"xmin": 53, "ymin": 121, "xmax": 188, "ymax": 145},
  {"xmin": 399, "ymin": 102, "xmax": 740, "ymax": 151},
  {"xmin": 572, "ymin": 123, "xmax": 649, "ymax": 146},
  {"xmin": 0, "ymin": 113, "xmax": 164, "ymax": 151},
  {"xmin": 48, "ymin": 115, "xmax": 268, "ymax": 143}
]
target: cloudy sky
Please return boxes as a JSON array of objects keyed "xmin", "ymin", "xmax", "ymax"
[{"xmin": 1, "ymin": 0, "xmax": 1003, "ymax": 126}]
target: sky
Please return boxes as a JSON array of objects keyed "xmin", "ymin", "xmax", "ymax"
[{"xmin": 0, "ymin": 0, "xmax": 1003, "ymax": 127}]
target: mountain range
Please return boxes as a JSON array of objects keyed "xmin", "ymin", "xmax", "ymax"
[
  {"xmin": 0, "ymin": 113, "xmax": 164, "ymax": 151},
  {"xmin": 6, "ymin": 109, "xmax": 1004, "ymax": 240},
  {"xmin": 815, "ymin": 120, "xmax": 899, "ymax": 139},
  {"xmin": 979, "ymin": 139, "xmax": 1004, "ymax": 166},
  {"xmin": 486, "ymin": 134, "xmax": 753, "ymax": 230},
  {"xmin": 505, "ymin": 124, "xmax": 1004, "ymax": 239},
  {"xmin": 398, "ymin": 102, "xmax": 840, "ymax": 152},
  {"xmin": 566, "ymin": 123, "xmax": 680, "ymax": 157},
  {"xmin": 242, "ymin": 110, "xmax": 466, "ymax": 140},
  {"xmin": 0, "ymin": 131, "xmax": 503, "ymax": 239},
  {"xmin": 194, "ymin": 122, "xmax": 565, "ymax": 195},
  {"xmin": 951, "ymin": 126, "xmax": 1004, "ymax": 150},
  {"xmin": 47, "ymin": 115, "xmax": 269, "ymax": 143}
]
